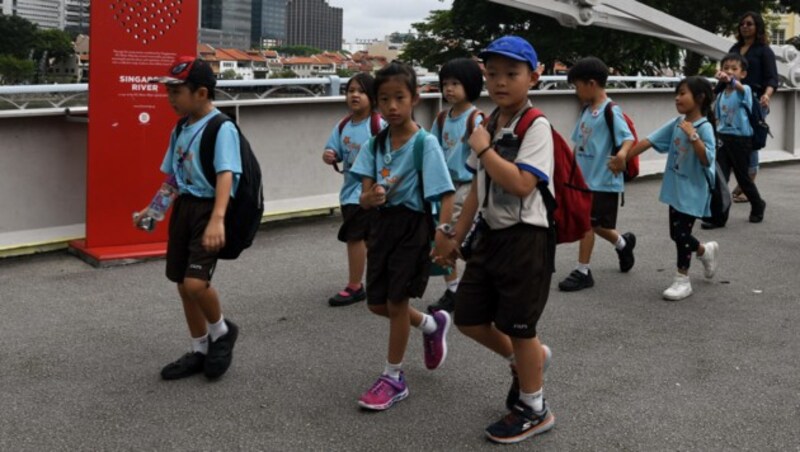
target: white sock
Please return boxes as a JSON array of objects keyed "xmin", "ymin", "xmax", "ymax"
[
  {"xmin": 417, "ymin": 313, "xmax": 437, "ymax": 335},
  {"xmin": 519, "ymin": 388, "xmax": 544, "ymax": 412},
  {"xmin": 446, "ymin": 278, "xmax": 459, "ymax": 293},
  {"xmin": 383, "ymin": 361, "xmax": 403, "ymax": 380},
  {"xmin": 615, "ymin": 235, "xmax": 627, "ymax": 251},
  {"xmin": 191, "ymin": 335, "xmax": 209, "ymax": 355},
  {"xmin": 208, "ymin": 316, "xmax": 229, "ymax": 341},
  {"xmin": 576, "ymin": 263, "xmax": 590, "ymax": 275}
]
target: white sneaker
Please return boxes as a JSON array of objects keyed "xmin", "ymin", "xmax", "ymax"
[
  {"xmin": 698, "ymin": 241, "xmax": 719, "ymax": 279},
  {"xmin": 663, "ymin": 273, "xmax": 693, "ymax": 301}
]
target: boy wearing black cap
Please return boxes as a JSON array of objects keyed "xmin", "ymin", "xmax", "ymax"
[
  {"xmin": 435, "ymin": 36, "xmax": 555, "ymax": 444},
  {"xmin": 139, "ymin": 57, "xmax": 241, "ymax": 381}
]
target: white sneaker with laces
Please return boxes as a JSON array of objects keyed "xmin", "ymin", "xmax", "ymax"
[
  {"xmin": 698, "ymin": 241, "xmax": 719, "ymax": 279},
  {"xmin": 663, "ymin": 273, "xmax": 693, "ymax": 301}
]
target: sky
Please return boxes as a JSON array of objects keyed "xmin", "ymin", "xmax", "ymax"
[{"xmin": 329, "ymin": 0, "xmax": 454, "ymax": 41}]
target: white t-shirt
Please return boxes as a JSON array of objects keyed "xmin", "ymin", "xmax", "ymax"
[{"xmin": 466, "ymin": 111, "xmax": 555, "ymax": 230}]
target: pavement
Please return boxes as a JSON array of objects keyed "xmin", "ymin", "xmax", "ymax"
[{"xmin": 1, "ymin": 163, "xmax": 799, "ymax": 451}]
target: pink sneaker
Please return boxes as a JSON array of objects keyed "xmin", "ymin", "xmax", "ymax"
[
  {"xmin": 423, "ymin": 310, "xmax": 451, "ymax": 370},
  {"xmin": 357, "ymin": 373, "xmax": 409, "ymax": 410}
]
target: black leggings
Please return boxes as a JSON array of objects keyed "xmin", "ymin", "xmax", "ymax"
[{"xmin": 669, "ymin": 206, "xmax": 700, "ymax": 271}]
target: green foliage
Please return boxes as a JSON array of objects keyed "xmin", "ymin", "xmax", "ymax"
[
  {"xmin": 219, "ymin": 69, "xmax": 241, "ymax": 80},
  {"xmin": 269, "ymin": 68, "xmax": 299, "ymax": 79},
  {"xmin": 269, "ymin": 45, "xmax": 323, "ymax": 56},
  {"xmin": 0, "ymin": 55, "xmax": 35, "ymax": 84},
  {"xmin": 34, "ymin": 29, "xmax": 74, "ymax": 62},
  {"xmin": 0, "ymin": 15, "xmax": 39, "ymax": 59},
  {"xmin": 336, "ymin": 67, "xmax": 356, "ymax": 78}
]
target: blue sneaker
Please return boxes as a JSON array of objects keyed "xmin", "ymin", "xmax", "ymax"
[{"xmin": 486, "ymin": 400, "xmax": 555, "ymax": 444}]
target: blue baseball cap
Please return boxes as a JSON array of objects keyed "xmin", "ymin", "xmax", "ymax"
[{"xmin": 478, "ymin": 36, "xmax": 538, "ymax": 70}]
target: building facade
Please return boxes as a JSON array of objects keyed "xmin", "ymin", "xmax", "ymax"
[
  {"xmin": 285, "ymin": 0, "xmax": 342, "ymax": 52},
  {"xmin": 1, "ymin": 0, "xmax": 64, "ymax": 29},
  {"xmin": 252, "ymin": 0, "xmax": 287, "ymax": 49},
  {"xmin": 200, "ymin": 0, "xmax": 252, "ymax": 49},
  {"xmin": 64, "ymin": 0, "xmax": 90, "ymax": 34}
]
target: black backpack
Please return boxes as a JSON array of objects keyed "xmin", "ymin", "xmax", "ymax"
[
  {"xmin": 744, "ymin": 93, "xmax": 772, "ymax": 151},
  {"xmin": 176, "ymin": 113, "xmax": 264, "ymax": 259},
  {"xmin": 703, "ymin": 160, "xmax": 731, "ymax": 227}
]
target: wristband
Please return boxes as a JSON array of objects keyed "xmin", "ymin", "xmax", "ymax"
[{"xmin": 477, "ymin": 145, "xmax": 492, "ymax": 159}]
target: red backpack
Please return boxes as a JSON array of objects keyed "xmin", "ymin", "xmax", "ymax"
[
  {"xmin": 493, "ymin": 107, "xmax": 592, "ymax": 245},
  {"xmin": 602, "ymin": 102, "xmax": 639, "ymax": 181},
  {"xmin": 333, "ymin": 112, "xmax": 383, "ymax": 173}
]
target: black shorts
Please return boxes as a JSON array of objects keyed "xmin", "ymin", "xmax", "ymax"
[
  {"xmin": 337, "ymin": 204, "xmax": 376, "ymax": 242},
  {"xmin": 166, "ymin": 195, "xmax": 219, "ymax": 283},
  {"xmin": 455, "ymin": 224, "xmax": 552, "ymax": 339},
  {"xmin": 590, "ymin": 191, "xmax": 620, "ymax": 229},
  {"xmin": 366, "ymin": 206, "xmax": 431, "ymax": 304}
]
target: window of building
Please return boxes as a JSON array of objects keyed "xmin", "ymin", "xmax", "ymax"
[{"xmin": 771, "ymin": 28, "xmax": 786, "ymax": 45}]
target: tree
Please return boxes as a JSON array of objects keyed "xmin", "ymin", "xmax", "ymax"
[
  {"xmin": 269, "ymin": 45, "xmax": 322, "ymax": 57},
  {"xmin": 0, "ymin": 55, "xmax": 35, "ymax": 84},
  {"xmin": 219, "ymin": 69, "xmax": 241, "ymax": 80},
  {"xmin": 0, "ymin": 15, "xmax": 39, "ymax": 59},
  {"xmin": 336, "ymin": 67, "xmax": 356, "ymax": 77},
  {"xmin": 269, "ymin": 69, "xmax": 299, "ymax": 79}
]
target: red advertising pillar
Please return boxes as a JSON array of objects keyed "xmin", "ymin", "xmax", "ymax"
[{"xmin": 70, "ymin": 0, "xmax": 198, "ymax": 265}]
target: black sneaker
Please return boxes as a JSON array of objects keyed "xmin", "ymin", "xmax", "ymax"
[
  {"xmin": 204, "ymin": 320, "xmax": 239, "ymax": 380},
  {"xmin": 426, "ymin": 289, "xmax": 456, "ymax": 314},
  {"xmin": 701, "ymin": 221, "xmax": 725, "ymax": 230},
  {"xmin": 749, "ymin": 200, "xmax": 766, "ymax": 223},
  {"xmin": 160, "ymin": 352, "xmax": 205, "ymax": 380},
  {"xmin": 558, "ymin": 269, "xmax": 594, "ymax": 292},
  {"xmin": 615, "ymin": 232, "xmax": 636, "ymax": 273},
  {"xmin": 328, "ymin": 285, "xmax": 366, "ymax": 307},
  {"xmin": 485, "ymin": 400, "xmax": 555, "ymax": 444}
]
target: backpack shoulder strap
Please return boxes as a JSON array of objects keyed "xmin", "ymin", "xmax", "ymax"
[
  {"xmin": 435, "ymin": 110, "xmax": 447, "ymax": 144},
  {"xmin": 199, "ymin": 113, "xmax": 230, "ymax": 188},
  {"xmin": 369, "ymin": 112, "xmax": 382, "ymax": 136},
  {"xmin": 466, "ymin": 107, "xmax": 484, "ymax": 139},
  {"xmin": 338, "ymin": 114, "xmax": 353, "ymax": 135},
  {"xmin": 413, "ymin": 129, "xmax": 428, "ymax": 171},
  {"xmin": 603, "ymin": 102, "xmax": 621, "ymax": 153},
  {"xmin": 515, "ymin": 107, "xmax": 541, "ymax": 139}
]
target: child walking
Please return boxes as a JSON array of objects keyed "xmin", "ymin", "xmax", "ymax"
[
  {"xmin": 436, "ymin": 36, "xmax": 555, "ymax": 444},
  {"xmin": 617, "ymin": 76, "xmax": 720, "ymax": 301},
  {"xmin": 322, "ymin": 73, "xmax": 385, "ymax": 307},
  {"xmin": 141, "ymin": 57, "xmax": 240, "ymax": 380},
  {"xmin": 701, "ymin": 53, "xmax": 766, "ymax": 228},
  {"xmin": 558, "ymin": 56, "xmax": 637, "ymax": 292},
  {"xmin": 349, "ymin": 61, "xmax": 456, "ymax": 411},
  {"xmin": 427, "ymin": 57, "xmax": 485, "ymax": 313}
]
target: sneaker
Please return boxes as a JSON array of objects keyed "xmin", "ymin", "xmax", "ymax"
[
  {"xmin": 426, "ymin": 289, "xmax": 456, "ymax": 314},
  {"xmin": 506, "ymin": 344, "xmax": 551, "ymax": 411},
  {"xmin": 423, "ymin": 310, "xmax": 452, "ymax": 370},
  {"xmin": 662, "ymin": 274, "xmax": 692, "ymax": 301},
  {"xmin": 357, "ymin": 373, "xmax": 409, "ymax": 411},
  {"xmin": 486, "ymin": 400, "xmax": 555, "ymax": 444},
  {"xmin": 558, "ymin": 269, "xmax": 594, "ymax": 292},
  {"xmin": 204, "ymin": 319, "xmax": 239, "ymax": 379},
  {"xmin": 615, "ymin": 232, "xmax": 637, "ymax": 272},
  {"xmin": 700, "ymin": 221, "xmax": 725, "ymax": 230},
  {"xmin": 749, "ymin": 200, "xmax": 766, "ymax": 223},
  {"xmin": 698, "ymin": 241, "xmax": 719, "ymax": 279},
  {"xmin": 160, "ymin": 351, "xmax": 205, "ymax": 380},
  {"xmin": 328, "ymin": 285, "xmax": 366, "ymax": 307}
]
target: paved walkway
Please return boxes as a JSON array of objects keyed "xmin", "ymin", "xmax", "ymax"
[{"xmin": 2, "ymin": 164, "xmax": 799, "ymax": 451}]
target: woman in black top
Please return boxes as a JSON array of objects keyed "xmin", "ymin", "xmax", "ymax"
[{"xmin": 728, "ymin": 11, "xmax": 778, "ymax": 202}]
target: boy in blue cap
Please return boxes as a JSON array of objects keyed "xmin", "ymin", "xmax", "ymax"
[{"xmin": 436, "ymin": 36, "xmax": 555, "ymax": 444}]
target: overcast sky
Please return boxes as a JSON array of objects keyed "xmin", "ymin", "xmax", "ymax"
[{"xmin": 329, "ymin": 0, "xmax": 454, "ymax": 41}]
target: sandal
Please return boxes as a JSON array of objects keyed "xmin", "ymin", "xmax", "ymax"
[{"xmin": 733, "ymin": 192, "xmax": 749, "ymax": 203}]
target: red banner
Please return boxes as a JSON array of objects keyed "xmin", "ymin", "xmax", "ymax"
[{"xmin": 71, "ymin": 0, "xmax": 198, "ymax": 263}]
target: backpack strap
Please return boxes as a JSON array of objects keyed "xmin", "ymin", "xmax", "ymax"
[
  {"xmin": 435, "ymin": 110, "xmax": 448, "ymax": 144},
  {"xmin": 412, "ymin": 130, "xmax": 437, "ymax": 235},
  {"xmin": 198, "ymin": 113, "xmax": 230, "ymax": 188},
  {"xmin": 603, "ymin": 102, "xmax": 622, "ymax": 154},
  {"xmin": 337, "ymin": 113, "xmax": 353, "ymax": 135},
  {"xmin": 465, "ymin": 108, "xmax": 484, "ymax": 139},
  {"xmin": 369, "ymin": 111, "xmax": 382, "ymax": 136}
]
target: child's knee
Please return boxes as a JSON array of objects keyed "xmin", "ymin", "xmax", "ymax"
[
  {"xmin": 368, "ymin": 304, "xmax": 388, "ymax": 317},
  {"xmin": 181, "ymin": 278, "xmax": 209, "ymax": 300},
  {"xmin": 385, "ymin": 299, "xmax": 409, "ymax": 317}
]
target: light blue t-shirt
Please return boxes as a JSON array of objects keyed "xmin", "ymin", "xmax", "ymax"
[
  {"xmin": 429, "ymin": 107, "xmax": 483, "ymax": 183},
  {"xmin": 350, "ymin": 130, "xmax": 455, "ymax": 213},
  {"xmin": 647, "ymin": 116, "xmax": 716, "ymax": 218},
  {"xmin": 161, "ymin": 109, "xmax": 242, "ymax": 198},
  {"xmin": 324, "ymin": 115, "xmax": 387, "ymax": 205},
  {"xmin": 716, "ymin": 85, "xmax": 754, "ymax": 136},
  {"xmin": 571, "ymin": 99, "xmax": 634, "ymax": 193}
]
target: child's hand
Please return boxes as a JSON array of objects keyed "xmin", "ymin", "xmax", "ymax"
[
  {"xmin": 431, "ymin": 237, "xmax": 458, "ymax": 268},
  {"xmin": 322, "ymin": 149, "xmax": 337, "ymax": 165},
  {"xmin": 608, "ymin": 154, "xmax": 626, "ymax": 175},
  {"xmin": 133, "ymin": 207, "xmax": 148, "ymax": 228},
  {"xmin": 202, "ymin": 216, "xmax": 226, "ymax": 252},
  {"xmin": 715, "ymin": 71, "xmax": 730, "ymax": 83},
  {"xmin": 365, "ymin": 183, "xmax": 386, "ymax": 207},
  {"xmin": 678, "ymin": 120, "xmax": 696, "ymax": 138},
  {"xmin": 468, "ymin": 124, "xmax": 491, "ymax": 155}
]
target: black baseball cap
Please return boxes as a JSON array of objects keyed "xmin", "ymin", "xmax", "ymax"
[{"xmin": 150, "ymin": 56, "xmax": 216, "ymax": 89}]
